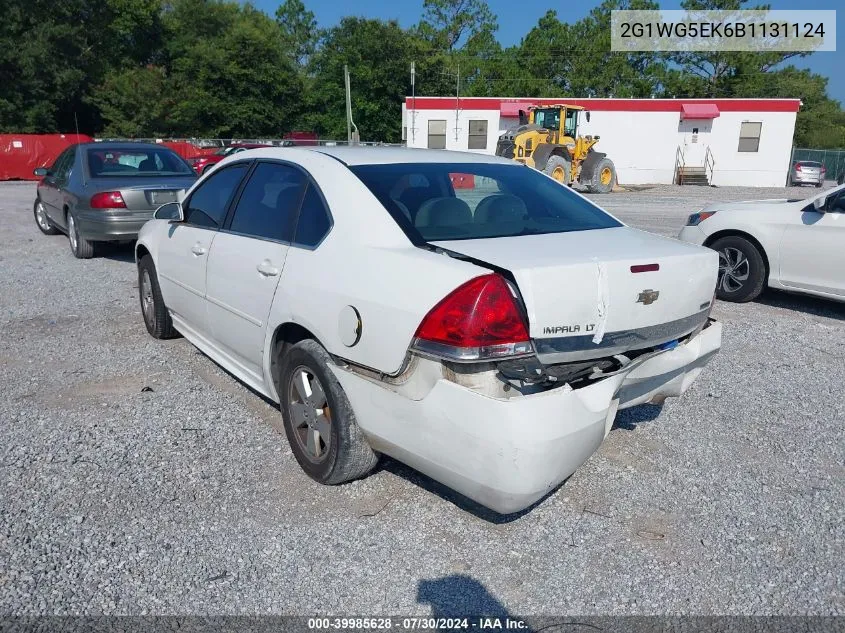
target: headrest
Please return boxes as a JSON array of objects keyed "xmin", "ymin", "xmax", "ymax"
[{"xmin": 415, "ymin": 197, "xmax": 472, "ymax": 228}]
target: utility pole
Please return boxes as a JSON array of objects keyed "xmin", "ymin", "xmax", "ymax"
[
  {"xmin": 344, "ymin": 64, "xmax": 359, "ymax": 145},
  {"xmin": 410, "ymin": 62, "xmax": 416, "ymax": 146},
  {"xmin": 454, "ymin": 64, "xmax": 460, "ymax": 142}
]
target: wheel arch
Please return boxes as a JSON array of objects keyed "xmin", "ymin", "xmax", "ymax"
[
  {"xmin": 269, "ymin": 322, "xmax": 324, "ymax": 398},
  {"xmin": 704, "ymin": 229, "xmax": 771, "ymax": 281},
  {"xmin": 135, "ymin": 243, "xmax": 151, "ymax": 264}
]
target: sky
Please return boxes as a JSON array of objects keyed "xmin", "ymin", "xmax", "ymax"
[{"xmin": 249, "ymin": 0, "xmax": 845, "ymax": 103}]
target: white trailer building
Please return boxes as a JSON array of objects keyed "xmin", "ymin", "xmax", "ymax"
[{"xmin": 401, "ymin": 97, "xmax": 801, "ymax": 187}]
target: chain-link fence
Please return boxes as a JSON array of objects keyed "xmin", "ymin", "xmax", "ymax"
[{"xmin": 791, "ymin": 147, "xmax": 845, "ymax": 182}]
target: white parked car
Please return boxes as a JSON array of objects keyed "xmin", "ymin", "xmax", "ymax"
[
  {"xmin": 136, "ymin": 147, "xmax": 722, "ymax": 514},
  {"xmin": 678, "ymin": 184, "xmax": 845, "ymax": 303}
]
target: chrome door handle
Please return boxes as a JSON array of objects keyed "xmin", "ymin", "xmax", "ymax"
[
  {"xmin": 256, "ymin": 260, "xmax": 280, "ymax": 277},
  {"xmin": 191, "ymin": 244, "xmax": 207, "ymax": 256}
]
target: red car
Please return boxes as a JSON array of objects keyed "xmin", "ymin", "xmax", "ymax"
[{"xmin": 186, "ymin": 143, "xmax": 272, "ymax": 174}]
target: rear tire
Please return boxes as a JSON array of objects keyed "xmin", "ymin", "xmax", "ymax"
[
  {"xmin": 138, "ymin": 255, "xmax": 177, "ymax": 339},
  {"xmin": 279, "ymin": 339, "xmax": 378, "ymax": 485},
  {"xmin": 586, "ymin": 157, "xmax": 616, "ymax": 194},
  {"xmin": 543, "ymin": 156, "xmax": 570, "ymax": 185},
  {"xmin": 33, "ymin": 199, "xmax": 60, "ymax": 235},
  {"xmin": 710, "ymin": 236, "xmax": 766, "ymax": 303},
  {"xmin": 67, "ymin": 211, "xmax": 95, "ymax": 259}
]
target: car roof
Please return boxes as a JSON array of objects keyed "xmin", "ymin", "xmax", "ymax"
[
  {"xmin": 77, "ymin": 142, "xmax": 174, "ymax": 151},
  {"xmin": 238, "ymin": 146, "xmax": 516, "ymax": 166}
]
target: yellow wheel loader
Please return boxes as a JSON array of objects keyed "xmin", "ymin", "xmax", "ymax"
[{"xmin": 495, "ymin": 104, "xmax": 616, "ymax": 193}]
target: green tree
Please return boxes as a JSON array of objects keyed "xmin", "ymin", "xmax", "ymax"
[
  {"xmin": 275, "ymin": 0, "xmax": 321, "ymax": 69},
  {"xmin": 307, "ymin": 17, "xmax": 422, "ymax": 142},
  {"xmin": 0, "ymin": 0, "xmax": 163, "ymax": 133},
  {"xmin": 87, "ymin": 66, "xmax": 171, "ymax": 137}
]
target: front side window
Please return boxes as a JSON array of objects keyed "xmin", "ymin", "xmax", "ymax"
[
  {"xmin": 738, "ymin": 122, "xmax": 762, "ymax": 152},
  {"xmin": 351, "ymin": 162, "xmax": 621, "ymax": 242},
  {"xmin": 227, "ymin": 162, "xmax": 305, "ymax": 242},
  {"xmin": 428, "ymin": 120, "xmax": 447, "ymax": 149},
  {"xmin": 183, "ymin": 163, "xmax": 249, "ymax": 229},
  {"xmin": 51, "ymin": 148, "xmax": 73, "ymax": 177}
]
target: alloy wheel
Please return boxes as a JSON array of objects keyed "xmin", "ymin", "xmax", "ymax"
[
  {"xmin": 68, "ymin": 215, "xmax": 78, "ymax": 253},
  {"xmin": 140, "ymin": 270, "xmax": 155, "ymax": 327},
  {"xmin": 288, "ymin": 366, "xmax": 332, "ymax": 462},
  {"xmin": 718, "ymin": 246, "xmax": 750, "ymax": 293},
  {"xmin": 35, "ymin": 202, "xmax": 51, "ymax": 231}
]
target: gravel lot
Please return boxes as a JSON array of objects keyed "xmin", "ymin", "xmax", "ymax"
[{"xmin": 1, "ymin": 180, "xmax": 842, "ymax": 616}]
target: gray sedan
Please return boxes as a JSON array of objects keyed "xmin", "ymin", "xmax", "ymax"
[
  {"xmin": 788, "ymin": 160, "xmax": 826, "ymax": 187},
  {"xmin": 33, "ymin": 142, "xmax": 197, "ymax": 258}
]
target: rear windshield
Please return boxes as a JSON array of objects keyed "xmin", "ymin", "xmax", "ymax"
[
  {"xmin": 799, "ymin": 161, "xmax": 822, "ymax": 167},
  {"xmin": 87, "ymin": 148, "xmax": 194, "ymax": 177},
  {"xmin": 350, "ymin": 162, "xmax": 621, "ymax": 242}
]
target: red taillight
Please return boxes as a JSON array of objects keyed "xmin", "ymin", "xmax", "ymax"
[
  {"xmin": 794, "ymin": 163, "xmax": 802, "ymax": 171},
  {"xmin": 413, "ymin": 274, "xmax": 532, "ymax": 361},
  {"xmin": 90, "ymin": 191, "xmax": 126, "ymax": 209}
]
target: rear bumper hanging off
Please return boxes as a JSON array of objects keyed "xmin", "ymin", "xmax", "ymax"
[{"xmin": 331, "ymin": 319, "xmax": 722, "ymax": 514}]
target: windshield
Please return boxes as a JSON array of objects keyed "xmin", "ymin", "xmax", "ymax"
[
  {"xmin": 532, "ymin": 108, "xmax": 560, "ymax": 131},
  {"xmin": 350, "ymin": 162, "xmax": 621, "ymax": 242},
  {"xmin": 87, "ymin": 148, "xmax": 194, "ymax": 177}
]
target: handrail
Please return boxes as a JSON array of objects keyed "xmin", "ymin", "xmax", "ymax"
[
  {"xmin": 704, "ymin": 145, "xmax": 715, "ymax": 185},
  {"xmin": 674, "ymin": 145, "xmax": 685, "ymax": 185}
]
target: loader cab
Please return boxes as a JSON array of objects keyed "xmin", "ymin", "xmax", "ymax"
[{"xmin": 529, "ymin": 105, "xmax": 583, "ymax": 142}]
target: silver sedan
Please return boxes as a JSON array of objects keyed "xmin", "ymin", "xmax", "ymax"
[{"xmin": 33, "ymin": 142, "xmax": 197, "ymax": 258}]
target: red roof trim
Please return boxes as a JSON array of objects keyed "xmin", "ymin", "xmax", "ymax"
[{"xmin": 405, "ymin": 97, "xmax": 800, "ymax": 113}]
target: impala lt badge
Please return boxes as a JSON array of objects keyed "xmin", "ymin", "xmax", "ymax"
[{"xmin": 637, "ymin": 289, "xmax": 660, "ymax": 305}]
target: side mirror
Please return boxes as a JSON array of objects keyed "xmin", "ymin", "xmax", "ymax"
[
  {"xmin": 585, "ymin": 111, "xmax": 591, "ymax": 123},
  {"xmin": 812, "ymin": 197, "xmax": 826, "ymax": 212},
  {"xmin": 154, "ymin": 201, "xmax": 184, "ymax": 222},
  {"xmin": 518, "ymin": 110, "xmax": 529, "ymax": 126},
  {"xmin": 33, "ymin": 167, "xmax": 49, "ymax": 177}
]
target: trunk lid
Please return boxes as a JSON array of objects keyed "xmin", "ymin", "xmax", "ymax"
[
  {"xmin": 432, "ymin": 226, "xmax": 718, "ymax": 363},
  {"xmin": 88, "ymin": 177, "xmax": 196, "ymax": 210}
]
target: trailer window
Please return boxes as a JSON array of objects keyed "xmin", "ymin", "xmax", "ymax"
[
  {"xmin": 738, "ymin": 122, "xmax": 762, "ymax": 152},
  {"xmin": 428, "ymin": 120, "xmax": 447, "ymax": 149},
  {"xmin": 468, "ymin": 120, "xmax": 488, "ymax": 150}
]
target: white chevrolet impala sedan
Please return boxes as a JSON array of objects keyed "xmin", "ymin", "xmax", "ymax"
[{"xmin": 136, "ymin": 147, "xmax": 722, "ymax": 514}]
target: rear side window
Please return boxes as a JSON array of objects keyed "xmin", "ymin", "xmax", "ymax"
[
  {"xmin": 184, "ymin": 163, "xmax": 249, "ymax": 229},
  {"xmin": 293, "ymin": 184, "xmax": 332, "ymax": 248},
  {"xmin": 228, "ymin": 162, "xmax": 305, "ymax": 242}
]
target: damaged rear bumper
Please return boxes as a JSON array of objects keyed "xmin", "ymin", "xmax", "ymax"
[{"xmin": 331, "ymin": 319, "xmax": 722, "ymax": 515}]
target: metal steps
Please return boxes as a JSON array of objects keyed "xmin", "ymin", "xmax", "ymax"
[{"xmin": 678, "ymin": 166, "xmax": 710, "ymax": 186}]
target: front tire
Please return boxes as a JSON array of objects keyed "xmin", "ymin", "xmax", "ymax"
[
  {"xmin": 543, "ymin": 156, "xmax": 571, "ymax": 185},
  {"xmin": 586, "ymin": 157, "xmax": 616, "ymax": 194},
  {"xmin": 710, "ymin": 236, "xmax": 766, "ymax": 303},
  {"xmin": 34, "ymin": 199, "xmax": 60, "ymax": 235},
  {"xmin": 138, "ymin": 255, "xmax": 177, "ymax": 339},
  {"xmin": 67, "ymin": 211, "xmax": 95, "ymax": 259},
  {"xmin": 279, "ymin": 339, "xmax": 378, "ymax": 485}
]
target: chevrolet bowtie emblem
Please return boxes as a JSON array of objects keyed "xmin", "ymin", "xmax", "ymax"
[{"xmin": 637, "ymin": 289, "xmax": 660, "ymax": 305}]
